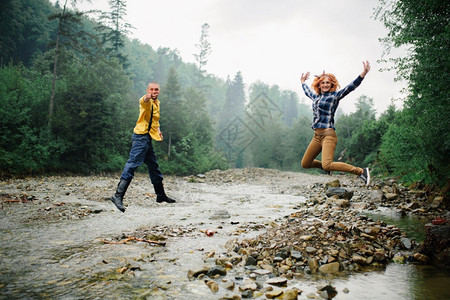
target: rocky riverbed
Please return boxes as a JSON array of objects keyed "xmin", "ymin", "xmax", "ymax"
[{"xmin": 0, "ymin": 168, "xmax": 448, "ymax": 299}]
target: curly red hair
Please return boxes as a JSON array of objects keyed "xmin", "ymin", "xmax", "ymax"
[{"xmin": 311, "ymin": 73, "xmax": 340, "ymax": 94}]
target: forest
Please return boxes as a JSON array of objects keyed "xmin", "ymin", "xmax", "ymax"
[{"xmin": 0, "ymin": 0, "xmax": 448, "ymax": 192}]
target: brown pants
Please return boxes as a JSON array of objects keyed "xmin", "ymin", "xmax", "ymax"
[{"xmin": 301, "ymin": 128, "xmax": 363, "ymax": 175}]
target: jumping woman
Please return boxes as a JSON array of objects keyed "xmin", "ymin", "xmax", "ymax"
[{"xmin": 300, "ymin": 61, "xmax": 371, "ymax": 186}]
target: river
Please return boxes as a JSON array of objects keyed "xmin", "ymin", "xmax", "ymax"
[{"xmin": 0, "ymin": 170, "xmax": 449, "ymax": 299}]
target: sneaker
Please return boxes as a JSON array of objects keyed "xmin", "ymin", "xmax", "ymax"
[{"xmin": 359, "ymin": 168, "xmax": 371, "ymax": 186}]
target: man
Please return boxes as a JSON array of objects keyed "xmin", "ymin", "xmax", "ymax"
[{"xmin": 110, "ymin": 82, "xmax": 176, "ymax": 212}]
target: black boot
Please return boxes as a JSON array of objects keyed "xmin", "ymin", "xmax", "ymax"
[
  {"xmin": 110, "ymin": 178, "xmax": 131, "ymax": 212},
  {"xmin": 153, "ymin": 182, "xmax": 176, "ymax": 203}
]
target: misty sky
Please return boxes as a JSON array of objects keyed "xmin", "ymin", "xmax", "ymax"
[{"xmin": 74, "ymin": 0, "xmax": 407, "ymax": 115}]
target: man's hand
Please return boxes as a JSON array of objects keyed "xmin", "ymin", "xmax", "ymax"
[{"xmin": 143, "ymin": 93, "xmax": 151, "ymax": 103}]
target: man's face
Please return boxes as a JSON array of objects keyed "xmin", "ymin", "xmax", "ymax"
[{"xmin": 147, "ymin": 83, "xmax": 160, "ymax": 100}]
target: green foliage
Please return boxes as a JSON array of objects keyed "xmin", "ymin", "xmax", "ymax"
[
  {"xmin": 3, "ymin": 0, "xmax": 446, "ymax": 190},
  {"xmin": 51, "ymin": 58, "xmax": 134, "ymax": 172},
  {"xmin": 0, "ymin": 0, "xmax": 56, "ymax": 66},
  {"xmin": 279, "ymin": 116, "xmax": 313, "ymax": 171},
  {"xmin": 377, "ymin": 112, "xmax": 427, "ymax": 183},
  {"xmin": 96, "ymin": 0, "xmax": 134, "ymax": 66},
  {"xmin": 335, "ymin": 95, "xmax": 377, "ymax": 163},
  {"xmin": 0, "ymin": 64, "xmax": 58, "ymax": 174},
  {"xmin": 346, "ymin": 119, "xmax": 388, "ymax": 167},
  {"xmin": 375, "ymin": 0, "xmax": 450, "ymax": 188}
]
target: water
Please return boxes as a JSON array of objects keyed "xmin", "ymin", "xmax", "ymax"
[
  {"xmin": 0, "ymin": 174, "xmax": 449, "ymax": 299},
  {"xmin": 365, "ymin": 207, "xmax": 428, "ymax": 242}
]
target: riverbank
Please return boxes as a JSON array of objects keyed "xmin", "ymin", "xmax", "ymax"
[{"xmin": 0, "ymin": 168, "xmax": 448, "ymax": 299}]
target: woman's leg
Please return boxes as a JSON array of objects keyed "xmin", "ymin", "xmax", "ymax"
[
  {"xmin": 321, "ymin": 132, "xmax": 362, "ymax": 175},
  {"xmin": 301, "ymin": 133, "xmax": 323, "ymax": 169}
]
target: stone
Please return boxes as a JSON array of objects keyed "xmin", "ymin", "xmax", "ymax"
[
  {"xmin": 306, "ymin": 246, "xmax": 317, "ymax": 253},
  {"xmin": 252, "ymin": 269, "xmax": 271, "ymax": 275},
  {"xmin": 385, "ymin": 193, "xmax": 398, "ymax": 200},
  {"xmin": 400, "ymin": 237, "xmax": 412, "ymax": 250},
  {"xmin": 291, "ymin": 251, "xmax": 303, "ymax": 260},
  {"xmin": 241, "ymin": 289, "xmax": 253, "ymax": 298},
  {"xmin": 352, "ymin": 254, "xmax": 367, "ymax": 265},
  {"xmin": 370, "ymin": 189, "xmax": 383, "ymax": 202},
  {"xmin": 430, "ymin": 196, "xmax": 444, "ymax": 209},
  {"xmin": 418, "ymin": 224, "xmax": 450, "ymax": 267},
  {"xmin": 393, "ymin": 254, "xmax": 406, "ymax": 264},
  {"xmin": 223, "ymin": 280, "xmax": 235, "ymax": 291},
  {"xmin": 281, "ymin": 288, "xmax": 301, "ymax": 300},
  {"xmin": 210, "ymin": 210, "xmax": 231, "ymax": 220},
  {"xmin": 413, "ymin": 253, "xmax": 429, "ymax": 263},
  {"xmin": 319, "ymin": 262, "xmax": 340, "ymax": 274},
  {"xmin": 325, "ymin": 187, "xmax": 354, "ymax": 200},
  {"xmin": 207, "ymin": 266, "xmax": 227, "ymax": 277},
  {"xmin": 219, "ymin": 294, "xmax": 241, "ymax": 300},
  {"xmin": 374, "ymin": 251, "xmax": 386, "ymax": 261},
  {"xmin": 265, "ymin": 289, "xmax": 283, "ymax": 299},
  {"xmin": 308, "ymin": 258, "xmax": 319, "ymax": 273},
  {"xmin": 245, "ymin": 256, "xmax": 257, "ymax": 266},
  {"xmin": 326, "ymin": 180, "xmax": 340, "ymax": 188},
  {"xmin": 266, "ymin": 277, "xmax": 288, "ymax": 287},
  {"xmin": 205, "ymin": 280, "xmax": 219, "ymax": 292},
  {"xmin": 319, "ymin": 285, "xmax": 338, "ymax": 299},
  {"xmin": 407, "ymin": 201, "xmax": 420, "ymax": 210},
  {"xmin": 238, "ymin": 282, "xmax": 257, "ymax": 291}
]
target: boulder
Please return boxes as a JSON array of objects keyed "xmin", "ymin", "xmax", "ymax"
[
  {"xmin": 325, "ymin": 187, "xmax": 354, "ymax": 200},
  {"xmin": 417, "ymin": 224, "xmax": 450, "ymax": 267}
]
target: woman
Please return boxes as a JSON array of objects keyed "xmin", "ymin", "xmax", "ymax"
[{"xmin": 300, "ymin": 61, "xmax": 371, "ymax": 186}]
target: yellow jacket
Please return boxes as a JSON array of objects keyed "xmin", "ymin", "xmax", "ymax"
[{"xmin": 133, "ymin": 96, "xmax": 162, "ymax": 141}]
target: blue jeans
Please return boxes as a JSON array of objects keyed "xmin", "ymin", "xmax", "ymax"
[{"xmin": 120, "ymin": 133, "xmax": 163, "ymax": 183}]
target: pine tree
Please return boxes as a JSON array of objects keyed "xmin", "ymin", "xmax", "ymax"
[
  {"xmin": 193, "ymin": 23, "xmax": 211, "ymax": 90},
  {"xmin": 97, "ymin": 0, "xmax": 134, "ymax": 67}
]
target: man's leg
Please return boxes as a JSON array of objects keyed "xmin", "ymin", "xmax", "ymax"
[
  {"xmin": 144, "ymin": 141, "xmax": 176, "ymax": 203},
  {"xmin": 110, "ymin": 134, "xmax": 148, "ymax": 212}
]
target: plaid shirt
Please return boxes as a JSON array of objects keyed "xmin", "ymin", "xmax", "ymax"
[{"xmin": 302, "ymin": 75, "xmax": 363, "ymax": 129}]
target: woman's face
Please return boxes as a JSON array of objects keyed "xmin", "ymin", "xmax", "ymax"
[{"xmin": 320, "ymin": 77, "xmax": 332, "ymax": 93}]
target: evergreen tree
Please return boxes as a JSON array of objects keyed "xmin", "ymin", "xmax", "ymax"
[
  {"xmin": 282, "ymin": 91, "xmax": 299, "ymax": 127},
  {"xmin": 0, "ymin": 0, "xmax": 56, "ymax": 66},
  {"xmin": 376, "ymin": 0, "xmax": 450, "ymax": 187},
  {"xmin": 219, "ymin": 72, "xmax": 246, "ymax": 130},
  {"xmin": 47, "ymin": 0, "xmax": 99, "ymax": 132},
  {"xmin": 193, "ymin": 23, "xmax": 211, "ymax": 90},
  {"xmin": 97, "ymin": 0, "xmax": 134, "ymax": 67},
  {"xmin": 159, "ymin": 67, "xmax": 184, "ymax": 158}
]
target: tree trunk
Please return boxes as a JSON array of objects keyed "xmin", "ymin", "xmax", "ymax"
[
  {"xmin": 168, "ymin": 134, "xmax": 171, "ymax": 158},
  {"xmin": 48, "ymin": 0, "xmax": 68, "ymax": 132}
]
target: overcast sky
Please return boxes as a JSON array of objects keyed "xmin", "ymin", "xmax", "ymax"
[{"xmin": 74, "ymin": 0, "xmax": 406, "ymax": 114}]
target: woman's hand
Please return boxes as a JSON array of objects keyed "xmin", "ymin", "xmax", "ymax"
[
  {"xmin": 360, "ymin": 60, "xmax": 370, "ymax": 78},
  {"xmin": 301, "ymin": 72, "xmax": 310, "ymax": 84}
]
